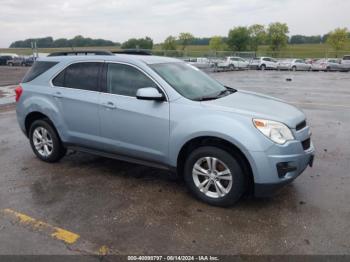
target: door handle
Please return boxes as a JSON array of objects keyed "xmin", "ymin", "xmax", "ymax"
[
  {"xmin": 53, "ymin": 91, "xmax": 63, "ymax": 98},
  {"xmin": 102, "ymin": 101, "xmax": 116, "ymax": 109}
]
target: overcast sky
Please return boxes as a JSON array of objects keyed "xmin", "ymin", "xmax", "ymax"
[{"xmin": 1, "ymin": 0, "xmax": 349, "ymax": 47}]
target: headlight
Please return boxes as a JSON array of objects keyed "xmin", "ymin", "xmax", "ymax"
[{"xmin": 253, "ymin": 119, "xmax": 294, "ymax": 144}]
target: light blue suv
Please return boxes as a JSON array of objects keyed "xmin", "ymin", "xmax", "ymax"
[{"xmin": 15, "ymin": 53, "xmax": 315, "ymax": 206}]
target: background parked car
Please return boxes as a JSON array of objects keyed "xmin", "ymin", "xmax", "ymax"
[
  {"xmin": 340, "ymin": 55, "xmax": 350, "ymax": 71},
  {"xmin": 278, "ymin": 59, "xmax": 312, "ymax": 71},
  {"xmin": 249, "ymin": 57, "xmax": 278, "ymax": 70},
  {"xmin": 216, "ymin": 56, "xmax": 249, "ymax": 70},
  {"xmin": 311, "ymin": 58, "xmax": 342, "ymax": 71},
  {"xmin": 184, "ymin": 57, "xmax": 212, "ymax": 69},
  {"xmin": 0, "ymin": 55, "xmax": 14, "ymax": 65},
  {"xmin": 23, "ymin": 56, "xmax": 35, "ymax": 67},
  {"xmin": 6, "ymin": 56, "xmax": 26, "ymax": 66}
]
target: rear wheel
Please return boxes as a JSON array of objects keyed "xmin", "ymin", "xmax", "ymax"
[
  {"xmin": 229, "ymin": 64, "xmax": 235, "ymax": 71},
  {"xmin": 260, "ymin": 64, "xmax": 266, "ymax": 71},
  {"xmin": 29, "ymin": 119, "xmax": 66, "ymax": 163},
  {"xmin": 292, "ymin": 66, "xmax": 297, "ymax": 71},
  {"xmin": 184, "ymin": 146, "xmax": 246, "ymax": 207}
]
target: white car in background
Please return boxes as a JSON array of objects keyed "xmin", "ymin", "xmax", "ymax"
[
  {"xmin": 216, "ymin": 56, "xmax": 249, "ymax": 70},
  {"xmin": 184, "ymin": 57, "xmax": 212, "ymax": 69},
  {"xmin": 311, "ymin": 58, "xmax": 342, "ymax": 71},
  {"xmin": 277, "ymin": 59, "xmax": 312, "ymax": 71},
  {"xmin": 249, "ymin": 57, "xmax": 278, "ymax": 70},
  {"xmin": 340, "ymin": 55, "xmax": 350, "ymax": 71}
]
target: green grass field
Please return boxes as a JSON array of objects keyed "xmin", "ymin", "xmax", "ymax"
[{"xmin": 1, "ymin": 42, "xmax": 350, "ymax": 58}]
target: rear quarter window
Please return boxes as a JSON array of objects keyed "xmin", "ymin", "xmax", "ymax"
[{"xmin": 22, "ymin": 61, "xmax": 58, "ymax": 83}]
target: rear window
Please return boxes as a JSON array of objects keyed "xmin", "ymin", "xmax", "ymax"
[{"xmin": 22, "ymin": 61, "xmax": 58, "ymax": 83}]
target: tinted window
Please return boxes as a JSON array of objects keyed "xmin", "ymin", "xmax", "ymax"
[
  {"xmin": 22, "ymin": 61, "xmax": 58, "ymax": 83},
  {"xmin": 343, "ymin": 56, "xmax": 350, "ymax": 60},
  {"xmin": 107, "ymin": 63, "xmax": 157, "ymax": 97},
  {"xmin": 52, "ymin": 70, "xmax": 65, "ymax": 86},
  {"xmin": 53, "ymin": 62, "xmax": 101, "ymax": 91},
  {"xmin": 263, "ymin": 58, "xmax": 270, "ymax": 61}
]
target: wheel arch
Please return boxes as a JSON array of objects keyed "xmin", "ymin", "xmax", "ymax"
[
  {"xmin": 176, "ymin": 136, "xmax": 254, "ymax": 193},
  {"xmin": 25, "ymin": 111, "xmax": 58, "ymax": 138}
]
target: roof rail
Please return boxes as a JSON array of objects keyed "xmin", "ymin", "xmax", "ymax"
[
  {"xmin": 113, "ymin": 49, "xmax": 152, "ymax": 56},
  {"xmin": 47, "ymin": 50, "xmax": 113, "ymax": 57}
]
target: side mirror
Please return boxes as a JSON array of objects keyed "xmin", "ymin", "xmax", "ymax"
[{"xmin": 136, "ymin": 87, "xmax": 165, "ymax": 101}]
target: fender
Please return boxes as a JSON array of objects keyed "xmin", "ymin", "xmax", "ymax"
[
  {"xmin": 168, "ymin": 113, "xmax": 273, "ymax": 168},
  {"xmin": 20, "ymin": 93, "xmax": 68, "ymax": 142}
]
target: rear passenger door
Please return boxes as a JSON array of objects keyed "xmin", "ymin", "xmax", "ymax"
[
  {"xmin": 99, "ymin": 62, "xmax": 170, "ymax": 164},
  {"xmin": 51, "ymin": 62, "xmax": 103, "ymax": 148}
]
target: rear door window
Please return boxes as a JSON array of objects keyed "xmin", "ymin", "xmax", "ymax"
[
  {"xmin": 52, "ymin": 62, "xmax": 102, "ymax": 91},
  {"xmin": 22, "ymin": 61, "xmax": 58, "ymax": 83}
]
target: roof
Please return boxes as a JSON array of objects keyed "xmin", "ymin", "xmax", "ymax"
[{"xmin": 38, "ymin": 54, "xmax": 181, "ymax": 65}]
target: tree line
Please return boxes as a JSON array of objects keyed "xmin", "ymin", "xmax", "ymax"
[
  {"xmin": 10, "ymin": 35, "xmax": 120, "ymax": 48},
  {"xmin": 9, "ymin": 24, "xmax": 349, "ymax": 56},
  {"xmin": 161, "ymin": 24, "xmax": 349, "ymax": 56}
]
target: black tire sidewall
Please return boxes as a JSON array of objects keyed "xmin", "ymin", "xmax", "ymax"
[
  {"xmin": 29, "ymin": 119, "xmax": 65, "ymax": 162},
  {"xmin": 184, "ymin": 146, "xmax": 246, "ymax": 207}
]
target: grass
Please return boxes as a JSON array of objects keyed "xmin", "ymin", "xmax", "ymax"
[{"xmin": 1, "ymin": 42, "xmax": 350, "ymax": 58}]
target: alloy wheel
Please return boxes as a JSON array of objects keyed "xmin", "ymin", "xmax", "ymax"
[
  {"xmin": 192, "ymin": 157, "xmax": 233, "ymax": 198},
  {"xmin": 32, "ymin": 126, "xmax": 54, "ymax": 157}
]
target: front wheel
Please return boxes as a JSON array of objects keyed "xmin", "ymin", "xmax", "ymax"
[
  {"xmin": 260, "ymin": 64, "xmax": 266, "ymax": 71},
  {"xmin": 29, "ymin": 119, "xmax": 66, "ymax": 163},
  {"xmin": 184, "ymin": 146, "xmax": 246, "ymax": 207}
]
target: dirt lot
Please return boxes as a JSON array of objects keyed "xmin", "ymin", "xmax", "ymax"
[{"xmin": 0, "ymin": 68, "xmax": 349, "ymax": 257}]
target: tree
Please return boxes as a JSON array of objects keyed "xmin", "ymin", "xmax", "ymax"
[
  {"xmin": 267, "ymin": 22, "xmax": 289, "ymax": 51},
  {"xmin": 227, "ymin": 26, "xmax": 250, "ymax": 51},
  {"xmin": 162, "ymin": 36, "xmax": 177, "ymax": 50},
  {"xmin": 327, "ymin": 28, "xmax": 349, "ymax": 57},
  {"xmin": 209, "ymin": 36, "xmax": 224, "ymax": 52},
  {"xmin": 249, "ymin": 24, "xmax": 266, "ymax": 51},
  {"xmin": 178, "ymin": 32, "xmax": 194, "ymax": 50},
  {"xmin": 121, "ymin": 37, "xmax": 153, "ymax": 49}
]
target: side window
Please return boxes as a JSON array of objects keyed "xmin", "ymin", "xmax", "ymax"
[
  {"xmin": 263, "ymin": 58, "xmax": 270, "ymax": 62},
  {"xmin": 52, "ymin": 62, "xmax": 101, "ymax": 91},
  {"xmin": 107, "ymin": 63, "xmax": 157, "ymax": 97},
  {"xmin": 52, "ymin": 70, "xmax": 64, "ymax": 86}
]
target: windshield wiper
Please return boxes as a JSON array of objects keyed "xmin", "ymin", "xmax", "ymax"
[{"xmin": 196, "ymin": 86, "xmax": 236, "ymax": 101}]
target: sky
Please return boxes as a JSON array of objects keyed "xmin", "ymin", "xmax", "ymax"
[{"xmin": 0, "ymin": 0, "xmax": 349, "ymax": 47}]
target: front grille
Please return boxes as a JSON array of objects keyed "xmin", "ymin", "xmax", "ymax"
[
  {"xmin": 302, "ymin": 138, "xmax": 311, "ymax": 150},
  {"xmin": 296, "ymin": 120, "xmax": 306, "ymax": 131}
]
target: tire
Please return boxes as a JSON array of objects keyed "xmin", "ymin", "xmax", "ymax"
[
  {"xmin": 8, "ymin": 63, "xmax": 13, "ymax": 66},
  {"xmin": 292, "ymin": 66, "xmax": 297, "ymax": 71},
  {"xmin": 184, "ymin": 146, "xmax": 246, "ymax": 207},
  {"xmin": 260, "ymin": 64, "xmax": 266, "ymax": 71},
  {"xmin": 229, "ymin": 64, "xmax": 235, "ymax": 71},
  {"xmin": 29, "ymin": 119, "xmax": 66, "ymax": 163}
]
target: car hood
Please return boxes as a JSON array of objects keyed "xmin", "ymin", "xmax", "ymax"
[{"xmin": 201, "ymin": 90, "xmax": 305, "ymax": 128}]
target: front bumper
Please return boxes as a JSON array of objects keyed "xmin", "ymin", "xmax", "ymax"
[
  {"xmin": 254, "ymin": 152, "xmax": 314, "ymax": 197},
  {"xmin": 250, "ymin": 125, "xmax": 315, "ymax": 197}
]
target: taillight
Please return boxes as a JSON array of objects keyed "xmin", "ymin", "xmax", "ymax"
[{"xmin": 15, "ymin": 85, "xmax": 23, "ymax": 102}]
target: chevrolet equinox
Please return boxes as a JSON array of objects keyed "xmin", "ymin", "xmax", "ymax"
[{"xmin": 15, "ymin": 54, "xmax": 315, "ymax": 206}]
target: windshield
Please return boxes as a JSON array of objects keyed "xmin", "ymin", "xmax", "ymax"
[{"xmin": 150, "ymin": 62, "xmax": 228, "ymax": 100}]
